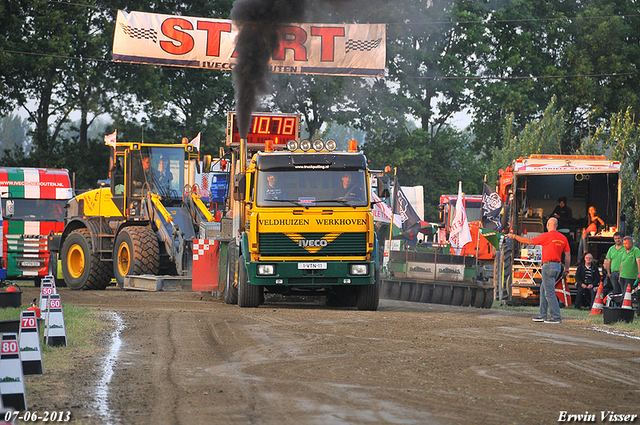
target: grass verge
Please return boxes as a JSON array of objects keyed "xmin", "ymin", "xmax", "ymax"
[{"xmin": 494, "ymin": 302, "xmax": 640, "ymax": 335}]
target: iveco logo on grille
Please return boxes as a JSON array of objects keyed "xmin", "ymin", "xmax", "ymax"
[{"xmin": 298, "ymin": 239, "xmax": 328, "ymax": 247}]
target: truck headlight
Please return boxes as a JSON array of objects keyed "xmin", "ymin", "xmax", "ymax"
[
  {"xmin": 257, "ymin": 264, "xmax": 276, "ymax": 275},
  {"xmin": 349, "ymin": 264, "xmax": 368, "ymax": 275}
]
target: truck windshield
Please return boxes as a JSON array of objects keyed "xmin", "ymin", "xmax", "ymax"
[
  {"xmin": 1, "ymin": 199, "xmax": 67, "ymax": 221},
  {"xmin": 256, "ymin": 170, "xmax": 368, "ymax": 207}
]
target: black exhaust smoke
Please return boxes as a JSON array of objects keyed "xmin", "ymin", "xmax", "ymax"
[{"xmin": 231, "ymin": 0, "xmax": 306, "ymax": 139}]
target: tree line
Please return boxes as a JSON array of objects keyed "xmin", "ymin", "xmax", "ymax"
[{"xmin": 0, "ymin": 0, "xmax": 639, "ymax": 237}]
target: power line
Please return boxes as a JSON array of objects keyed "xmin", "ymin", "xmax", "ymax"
[
  {"xmin": 1, "ymin": 48, "xmax": 637, "ymax": 81},
  {"xmin": 45, "ymin": 0, "xmax": 640, "ymax": 26}
]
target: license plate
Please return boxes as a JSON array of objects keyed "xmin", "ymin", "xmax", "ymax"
[
  {"xmin": 298, "ymin": 262, "xmax": 327, "ymax": 270},
  {"xmin": 21, "ymin": 261, "xmax": 40, "ymax": 267}
]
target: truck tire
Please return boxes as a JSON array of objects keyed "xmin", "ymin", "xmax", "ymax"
[
  {"xmin": 451, "ymin": 287, "xmax": 465, "ymax": 306},
  {"xmin": 225, "ymin": 242, "xmax": 238, "ymax": 304},
  {"xmin": 62, "ymin": 229, "xmax": 111, "ymax": 290},
  {"xmin": 356, "ymin": 270, "xmax": 380, "ymax": 311},
  {"xmin": 410, "ymin": 284, "xmax": 423, "ymax": 302},
  {"xmin": 238, "ymin": 256, "xmax": 261, "ymax": 307},
  {"xmin": 113, "ymin": 226, "xmax": 160, "ymax": 287}
]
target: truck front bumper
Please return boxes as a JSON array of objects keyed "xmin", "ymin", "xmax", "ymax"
[{"xmin": 247, "ymin": 260, "xmax": 375, "ymax": 286}]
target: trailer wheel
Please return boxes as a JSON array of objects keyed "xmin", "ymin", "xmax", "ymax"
[
  {"xmin": 410, "ymin": 284, "xmax": 423, "ymax": 302},
  {"xmin": 388, "ymin": 281, "xmax": 401, "ymax": 299},
  {"xmin": 483, "ymin": 288, "xmax": 494, "ymax": 309},
  {"xmin": 113, "ymin": 226, "xmax": 159, "ymax": 287},
  {"xmin": 431, "ymin": 285, "xmax": 444, "ymax": 304},
  {"xmin": 419, "ymin": 284, "xmax": 432, "ymax": 303},
  {"xmin": 238, "ymin": 256, "xmax": 261, "ymax": 307},
  {"xmin": 224, "ymin": 242, "xmax": 238, "ymax": 304},
  {"xmin": 62, "ymin": 229, "xmax": 112, "ymax": 290},
  {"xmin": 472, "ymin": 288, "xmax": 485, "ymax": 308},
  {"xmin": 461, "ymin": 287, "xmax": 473, "ymax": 306},
  {"xmin": 399, "ymin": 282, "xmax": 413, "ymax": 301},
  {"xmin": 356, "ymin": 269, "xmax": 380, "ymax": 311},
  {"xmin": 451, "ymin": 287, "xmax": 465, "ymax": 306},
  {"xmin": 441, "ymin": 285, "xmax": 453, "ymax": 305}
]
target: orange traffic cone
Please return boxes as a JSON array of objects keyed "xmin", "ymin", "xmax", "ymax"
[
  {"xmin": 621, "ymin": 284, "xmax": 633, "ymax": 310},
  {"xmin": 589, "ymin": 282, "xmax": 604, "ymax": 316}
]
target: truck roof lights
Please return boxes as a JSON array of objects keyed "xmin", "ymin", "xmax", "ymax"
[
  {"xmin": 312, "ymin": 139, "xmax": 324, "ymax": 151},
  {"xmin": 300, "ymin": 140, "xmax": 312, "ymax": 151},
  {"xmin": 286, "ymin": 140, "xmax": 298, "ymax": 151},
  {"xmin": 325, "ymin": 140, "xmax": 337, "ymax": 151},
  {"xmin": 348, "ymin": 140, "xmax": 358, "ymax": 152}
]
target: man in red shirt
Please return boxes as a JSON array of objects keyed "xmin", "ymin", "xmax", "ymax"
[{"xmin": 507, "ymin": 217, "xmax": 570, "ymax": 323}]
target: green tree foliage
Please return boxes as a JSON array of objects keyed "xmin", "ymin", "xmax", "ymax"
[
  {"xmin": 0, "ymin": 114, "xmax": 29, "ymax": 154},
  {"xmin": 471, "ymin": 0, "xmax": 640, "ymax": 155},
  {"xmin": 487, "ymin": 97, "xmax": 568, "ymax": 183},
  {"xmin": 581, "ymin": 109, "xmax": 640, "ymax": 241},
  {"xmin": 364, "ymin": 127, "xmax": 482, "ymax": 220}
]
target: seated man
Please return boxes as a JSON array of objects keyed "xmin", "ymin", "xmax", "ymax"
[
  {"xmin": 334, "ymin": 173, "xmax": 364, "ymax": 200},
  {"xmin": 574, "ymin": 253, "xmax": 601, "ymax": 310}
]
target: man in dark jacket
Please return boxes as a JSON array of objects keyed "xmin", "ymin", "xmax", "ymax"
[{"xmin": 574, "ymin": 253, "xmax": 601, "ymax": 309}]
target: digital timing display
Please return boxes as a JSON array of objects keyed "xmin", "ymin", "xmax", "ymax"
[{"xmin": 227, "ymin": 112, "xmax": 300, "ymax": 148}]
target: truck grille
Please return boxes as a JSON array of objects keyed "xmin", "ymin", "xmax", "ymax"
[{"xmin": 259, "ymin": 232, "xmax": 367, "ymax": 257}]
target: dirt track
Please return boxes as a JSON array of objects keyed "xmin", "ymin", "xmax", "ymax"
[{"xmin": 20, "ymin": 286, "xmax": 640, "ymax": 425}]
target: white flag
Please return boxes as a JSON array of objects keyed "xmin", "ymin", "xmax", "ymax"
[
  {"xmin": 190, "ymin": 132, "xmax": 201, "ymax": 151},
  {"xmin": 371, "ymin": 190, "xmax": 392, "ymax": 223},
  {"xmin": 449, "ymin": 181, "xmax": 472, "ymax": 255},
  {"xmin": 104, "ymin": 130, "xmax": 117, "ymax": 148}
]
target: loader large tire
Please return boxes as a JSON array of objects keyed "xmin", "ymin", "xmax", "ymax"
[
  {"xmin": 356, "ymin": 269, "xmax": 380, "ymax": 311},
  {"xmin": 113, "ymin": 226, "xmax": 160, "ymax": 287},
  {"xmin": 225, "ymin": 242, "xmax": 238, "ymax": 304},
  {"xmin": 238, "ymin": 256, "xmax": 261, "ymax": 307},
  {"xmin": 62, "ymin": 229, "xmax": 112, "ymax": 290}
]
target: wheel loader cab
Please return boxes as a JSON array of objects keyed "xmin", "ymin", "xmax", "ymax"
[{"xmin": 112, "ymin": 145, "xmax": 194, "ymax": 211}]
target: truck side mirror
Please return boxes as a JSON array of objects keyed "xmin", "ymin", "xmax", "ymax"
[
  {"xmin": 5, "ymin": 200, "xmax": 14, "ymax": 218},
  {"xmin": 377, "ymin": 175, "xmax": 390, "ymax": 199},
  {"xmin": 233, "ymin": 174, "xmax": 246, "ymax": 201}
]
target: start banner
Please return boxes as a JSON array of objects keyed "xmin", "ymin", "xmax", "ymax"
[{"xmin": 113, "ymin": 10, "xmax": 385, "ymax": 77}]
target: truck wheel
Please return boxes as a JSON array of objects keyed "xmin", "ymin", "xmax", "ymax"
[
  {"xmin": 472, "ymin": 288, "xmax": 485, "ymax": 308},
  {"xmin": 62, "ymin": 229, "xmax": 112, "ymax": 290},
  {"xmin": 356, "ymin": 269, "xmax": 380, "ymax": 311},
  {"xmin": 451, "ymin": 287, "xmax": 465, "ymax": 306},
  {"xmin": 113, "ymin": 226, "xmax": 160, "ymax": 287},
  {"xmin": 238, "ymin": 256, "xmax": 261, "ymax": 307},
  {"xmin": 410, "ymin": 284, "xmax": 423, "ymax": 302},
  {"xmin": 225, "ymin": 242, "xmax": 238, "ymax": 304}
]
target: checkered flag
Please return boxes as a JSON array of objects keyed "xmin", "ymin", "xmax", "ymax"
[
  {"xmin": 119, "ymin": 23, "xmax": 158, "ymax": 43},
  {"xmin": 345, "ymin": 38, "xmax": 382, "ymax": 54}
]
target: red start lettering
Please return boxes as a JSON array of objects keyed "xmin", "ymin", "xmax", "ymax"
[
  {"xmin": 273, "ymin": 26, "xmax": 308, "ymax": 61},
  {"xmin": 197, "ymin": 21, "xmax": 232, "ymax": 57},
  {"xmin": 311, "ymin": 26, "xmax": 345, "ymax": 62},
  {"xmin": 160, "ymin": 18, "xmax": 195, "ymax": 55}
]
